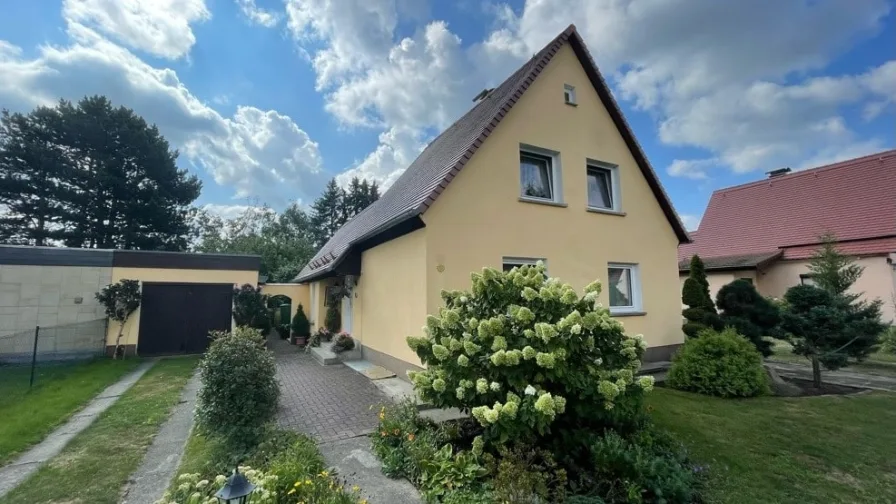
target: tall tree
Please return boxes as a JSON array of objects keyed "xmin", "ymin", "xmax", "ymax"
[
  {"xmin": 309, "ymin": 179, "xmax": 345, "ymax": 248},
  {"xmin": 0, "ymin": 97, "xmax": 201, "ymax": 249},
  {"xmin": 807, "ymin": 233, "xmax": 864, "ymax": 300}
]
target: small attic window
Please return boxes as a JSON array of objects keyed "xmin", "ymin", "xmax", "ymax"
[{"xmin": 563, "ymin": 84, "xmax": 576, "ymax": 105}]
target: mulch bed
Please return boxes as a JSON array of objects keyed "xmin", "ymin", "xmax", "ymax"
[{"xmin": 782, "ymin": 377, "xmax": 867, "ymax": 397}]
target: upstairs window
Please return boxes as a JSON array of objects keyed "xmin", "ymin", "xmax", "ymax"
[
  {"xmin": 519, "ymin": 146, "xmax": 562, "ymax": 203},
  {"xmin": 564, "ymin": 84, "xmax": 576, "ymax": 105},
  {"xmin": 586, "ymin": 161, "xmax": 620, "ymax": 212}
]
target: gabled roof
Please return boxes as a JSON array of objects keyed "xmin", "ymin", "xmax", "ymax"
[
  {"xmin": 678, "ymin": 149, "xmax": 896, "ymax": 268},
  {"xmin": 296, "ymin": 24, "xmax": 689, "ymax": 283}
]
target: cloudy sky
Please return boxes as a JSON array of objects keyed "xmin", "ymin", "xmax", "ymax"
[{"xmin": 2, "ymin": 0, "xmax": 894, "ymax": 230}]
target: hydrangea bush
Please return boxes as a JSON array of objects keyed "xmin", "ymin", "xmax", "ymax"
[{"xmin": 406, "ymin": 263, "xmax": 653, "ymax": 447}]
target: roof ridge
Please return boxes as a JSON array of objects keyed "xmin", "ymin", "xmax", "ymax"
[{"xmin": 713, "ymin": 148, "xmax": 896, "ymax": 196}]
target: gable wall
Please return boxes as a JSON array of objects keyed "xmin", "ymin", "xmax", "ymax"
[{"xmin": 422, "ymin": 44, "xmax": 683, "ymax": 350}]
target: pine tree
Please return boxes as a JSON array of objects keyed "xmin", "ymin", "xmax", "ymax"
[
  {"xmin": 807, "ymin": 233, "xmax": 864, "ymax": 301},
  {"xmin": 681, "ymin": 255, "xmax": 721, "ymax": 337},
  {"xmin": 309, "ymin": 179, "xmax": 345, "ymax": 248}
]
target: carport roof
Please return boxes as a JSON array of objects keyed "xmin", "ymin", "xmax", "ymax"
[{"xmin": 0, "ymin": 245, "xmax": 261, "ymax": 271}]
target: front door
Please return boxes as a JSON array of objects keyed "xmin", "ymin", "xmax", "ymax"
[{"xmin": 341, "ymin": 291, "xmax": 353, "ymax": 335}]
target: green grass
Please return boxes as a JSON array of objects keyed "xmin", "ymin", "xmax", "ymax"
[
  {"xmin": 0, "ymin": 359, "xmax": 140, "ymax": 465},
  {"xmin": 1, "ymin": 357, "xmax": 198, "ymax": 504},
  {"xmin": 648, "ymin": 388, "xmax": 896, "ymax": 503},
  {"xmin": 769, "ymin": 340, "xmax": 896, "ymax": 377}
]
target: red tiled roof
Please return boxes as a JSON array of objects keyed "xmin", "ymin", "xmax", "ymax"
[
  {"xmin": 296, "ymin": 24, "xmax": 689, "ymax": 283},
  {"xmin": 679, "ymin": 150, "xmax": 896, "ymax": 266}
]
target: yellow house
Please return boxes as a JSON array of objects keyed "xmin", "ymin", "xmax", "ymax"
[{"xmin": 295, "ymin": 25, "xmax": 690, "ymax": 378}]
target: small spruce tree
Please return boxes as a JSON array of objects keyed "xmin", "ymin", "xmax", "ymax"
[
  {"xmin": 715, "ymin": 279, "xmax": 779, "ymax": 356},
  {"xmin": 291, "ymin": 304, "xmax": 311, "ymax": 337},
  {"xmin": 681, "ymin": 255, "xmax": 721, "ymax": 337}
]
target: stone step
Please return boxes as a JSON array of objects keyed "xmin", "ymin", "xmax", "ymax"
[{"xmin": 310, "ymin": 344, "xmax": 339, "ymax": 366}]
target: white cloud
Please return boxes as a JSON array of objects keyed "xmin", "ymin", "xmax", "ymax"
[
  {"xmin": 202, "ymin": 203, "xmax": 259, "ymax": 220},
  {"xmin": 667, "ymin": 158, "xmax": 717, "ymax": 180},
  {"xmin": 62, "ymin": 0, "xmax": 210, "ymax": 59},
  {"xmin": 236, "ymin": 0, "xmax": 280, "ymax": 27},
  {"xmin": 335, "ymin": 126, "xmax": 425, "ymax": 189},
  {"xmin": 0, "ymin": 24, "xmax": 324, "ymax": 207},
  {"xmin": 679, "ymin": 214, "xmax": 702, "ymax": 232}
]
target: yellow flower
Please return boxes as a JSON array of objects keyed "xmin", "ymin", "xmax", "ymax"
[
  {"xmin": 380, "ymin": 431, "xmax": 387, "ymax": 437},
  {"xmin": 407, "ymin": 433, "xmax": 415, "ymax": 441},
  {"xmin": 288, "ymin": 489, "xmax": 296, "ymax": 495},
  {"xmin": 320, "ymin": 470, "xmax": 329, "ymax": 477},
  {"xmin": 393, "ymin": 429, "xmax": 400, "ymax": 435},
  {"xmin": 352, "ymin": 485, "xmax": 360, "ymax": 492},
  {"xmin": 294, "ymin": 481, "xmax": 302, "ymax": 487},
  {"xmin": 305, "ymin": 479, "xmax": 312, "ymax": 485}
]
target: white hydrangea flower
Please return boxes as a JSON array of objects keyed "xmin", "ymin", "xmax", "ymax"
[
  {"xmin": 489, "ymin": 381, "xmax": 501, "ymax": 391},
  {"xmin": 570, "ymin": 324, "xmax": 582, "ymax": 335},
  {"xmin": 524, "ymin": 384, "xmax": 537, "ymax": 396}
]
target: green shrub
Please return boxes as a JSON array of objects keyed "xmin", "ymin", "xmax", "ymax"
[
  {"xmin": 195, "ymin": 326, "xmax": 280, "ymax": 445},
  {"xmin": 587, "ymin": 431, "xmax": 702, "ymax": 504},
  {"xmin": 233, "ymin": 284, "xmax": 272, "ymax": 332},
  {"xmin": 158, "ymin": 467, "xmax": 277, "ymax": 504},
  {"xmin": 716, "ymin": 279, "xmax": 780, "ymax": 356},
  {"xmin": 291, "ymin": 304, "xmax": 311, "ymax": 337},
  {"xmin": 371, "ymin": 400, "xmax": 445, "ymax": 479},
  {"xmin": 418, "ymin": 443, "xmax": 488, "ymax": 503},
  {"xmin": 668, "ymin": 327, "xmax": 769, "ymax": 398},
  {"xmin": 266, "ymin": 435, "xmax": 328, "ymax": 500},
  {"xmin": 490, "ymin": 446, "xmax": 567, "ymax": 503},
  {"xmin": 406, "ymin": 262, "xmax": 654, "ymax": 450},
  {"xmin": 325, "ymin": 304, "xmax": 341, "ymax": 332},
  {"xmin": 332, "ymin": 332, "xmax": 355, "ymax": 353},
  {"xmin": 881, "ymin": 326, "xmax": 896, "ymax": 354},
  {"xmin": 681, "ymin": 255, "xmax": 722, "ymax": 338}
]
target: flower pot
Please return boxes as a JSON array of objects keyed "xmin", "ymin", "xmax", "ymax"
[{"xmin": 293, "ymin": 335, "xmax": 308, "ymax": 347}]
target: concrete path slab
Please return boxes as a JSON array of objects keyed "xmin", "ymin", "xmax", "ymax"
[
  {"xmin": 767, "ymin": 361, "xmax": 896, "ymax": 392},
  {"xmin": 121, "ymin": 371, "xmax": 201, "ymax": 504},
  {"xmin": 318, "ymin": 436, "xmax": 422, "ymax": 504},
  {"xmin": 0, "ymin": 360, "xmax": 155, "ymax": 498}
]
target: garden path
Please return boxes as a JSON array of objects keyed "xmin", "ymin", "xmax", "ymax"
[
  {"xmin": 767, "ymin": 361, "xmax": 896, "ymax": 392},
  {"xmin": 0, "ymin": 360, "xmax": 155, "ymax": 498}
]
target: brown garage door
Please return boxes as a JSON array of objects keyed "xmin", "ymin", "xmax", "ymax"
[{"xmin": 137, "ymin": 282, "xmax": 233, "ymax": 355}]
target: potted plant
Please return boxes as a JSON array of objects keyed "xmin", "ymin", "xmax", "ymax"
[{"xmin": 291, "ymin": 304, "xmax": 311, "ymax": 347}]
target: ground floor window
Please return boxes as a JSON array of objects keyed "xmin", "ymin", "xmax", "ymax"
[
  {"xmin": 502, "ymin": 257, "xmax": 546, "ymax": 273},
  {"xmin": 608, "ymin": 263, "xmax": 642, "ymax": 314}
]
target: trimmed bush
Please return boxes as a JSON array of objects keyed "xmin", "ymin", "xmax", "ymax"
[
  {"xmin": 196, "ymin": 326, "xmax": 280, "ymax": 444},
  {"xmin": 406, "ymin": 262, "xmax": 654, "ymax": 450},
  {"xmin": 291, "ymin": 304, "xmax": 311, "ymax": 337},
  {"xmin": 325, "ymin": 304, "xmax": 341, "ymax": 333},
  {"xmin": 681, "ymin": 255, "xmax": 722, "ymax": 338},
  {"xmin": 716, "ymin": 279, "xmax": 780, "ymax": 356},
  {"xmin": 668, "ymin": 327, "xmax": 770, "ymax": 398}
]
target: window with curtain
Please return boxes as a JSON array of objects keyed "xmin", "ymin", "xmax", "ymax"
[
  {"xmin": 587, "ymin": 166, "xmax": 613, "ymax": 209},
  {"xmin": 608, "ymin": 263, "xmax": 641, "ymax": 313},
  {"xmin": 520, "ymin": 152, "xmax": 554, "ymax": 200}
]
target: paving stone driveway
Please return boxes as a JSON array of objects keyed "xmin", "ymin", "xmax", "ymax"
[{"xmin": 272, "ymin": 338, "xmax": 389, "ymax": 442}]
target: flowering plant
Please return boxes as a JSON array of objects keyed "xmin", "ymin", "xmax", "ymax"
[
  {"xmin": 155, "ymin": 467, "xmax": 276, "ymax": 504},
  {"xmin": 406, "ymin": 262, "xmax": 653, "ymax": 448}
]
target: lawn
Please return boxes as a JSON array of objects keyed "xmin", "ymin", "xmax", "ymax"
[
  {"xmin": 0, "ymin": 358, "xmax": 140, "ymax": 465},
  {"xmin": 648, "ymin": 388, "xmax": 896, "ymax": 503},
  {"xmin": 1, "ymin": 357, "xmax": 198, "ymax": 504},
  {"xmin": 769, "ymin": 339, "xmax": 896, "ymax": 377}
]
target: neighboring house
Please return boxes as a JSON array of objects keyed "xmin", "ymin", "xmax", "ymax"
[
  {"xmin": 294, "ymin": 25, "xmax": 690, "ymax": 378},
  {"xmin": 0, "ymin": 245, "xmax": 260, "ymax": 359},
  {"xmin": 679, "ymin": 149, "xmax": 896, "ymax": 324}
]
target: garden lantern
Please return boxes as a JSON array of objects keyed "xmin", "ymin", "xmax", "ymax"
[{"xmin": 215, "ymin": 467, "xmax": 256, "ymax": 504}]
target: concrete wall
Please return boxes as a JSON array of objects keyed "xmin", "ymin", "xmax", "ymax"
[
  {"xmin": 106, "ymin": 267, "xmax": 258, "ymax": 349},
  {"xmin": 353, "ymin": 229, "xmax": 427, "ymax": 367},
  {"xmin": 0, "ymin": 264, "xmax": 111, "ymax": 359},
  {"xmin": 0, "ymin": 264, "xmax": 110, "ymax": 335},
  {"xmin": 260, "ymin": 283, "xmax": 310, "ymax": 322},
  {"xmin": 422, "ymin": 44, "xmax": 684, "ymax": 351}
]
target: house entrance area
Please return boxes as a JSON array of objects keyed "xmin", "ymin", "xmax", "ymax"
[{"xmin": 137, "ymin": 282, "xmax": 233, "ymax": 355}]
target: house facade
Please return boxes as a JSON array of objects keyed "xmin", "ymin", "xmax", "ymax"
[
  {"xmin": 296, "ymin": 25, "xmax": 690, "ymax": 378},
  {"xmin": 679, "ymin": 150, "xmax": 896, "ymax": 324}
]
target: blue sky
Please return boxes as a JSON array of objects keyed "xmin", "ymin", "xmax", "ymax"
[{"xmin": 1, "ymin": 0, "xmax": 894, "ymax": 228}]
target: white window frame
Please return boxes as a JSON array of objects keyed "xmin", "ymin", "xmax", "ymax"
[
  {"xmin": 563, "ymin": 84, "xmax": 576, "ymax": 105},
  {"xmin": 586, "ymin": 159, "xmax": 621, "ymax": 213},
  {"xmin": 519, "ymin": 144, "xmax": 563, "ymax": 204},
  {"xmin": 607, "ymin": 263, "xmax": 642, "ymax": 314},
  {"xmin": 502, "ymin": 257, "xmax": 547, "ymax": 274}
]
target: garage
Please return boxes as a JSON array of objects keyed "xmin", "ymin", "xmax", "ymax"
[{"xmin": 137, "ymin": 283, "xmax": 235, "ymax": 355}]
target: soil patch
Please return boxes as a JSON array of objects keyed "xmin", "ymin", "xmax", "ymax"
[{"xmin": 783, "ymin": 378, "xmax": 867, "ymax": 396}]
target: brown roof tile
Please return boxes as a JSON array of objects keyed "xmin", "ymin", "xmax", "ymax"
[{"xmin": 297, "ymin": 24, "xmax": 689, "ymax": 283}]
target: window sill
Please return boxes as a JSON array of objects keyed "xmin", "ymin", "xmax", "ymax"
[
  {"xmin": 518, "ymin": 197, "xmax": 568, "ymax": 208},
  {"xmin": 586, "ymin": 207, "xmax": 626, "ymax": 216},
  {"xmin": 610, "ymin": 310, "xmax": 647, "ymax": 318}
]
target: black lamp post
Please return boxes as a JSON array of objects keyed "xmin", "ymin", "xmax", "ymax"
[{"xmin": 215, "ymin": 467, "xmax": 256, "ymax": 504}]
